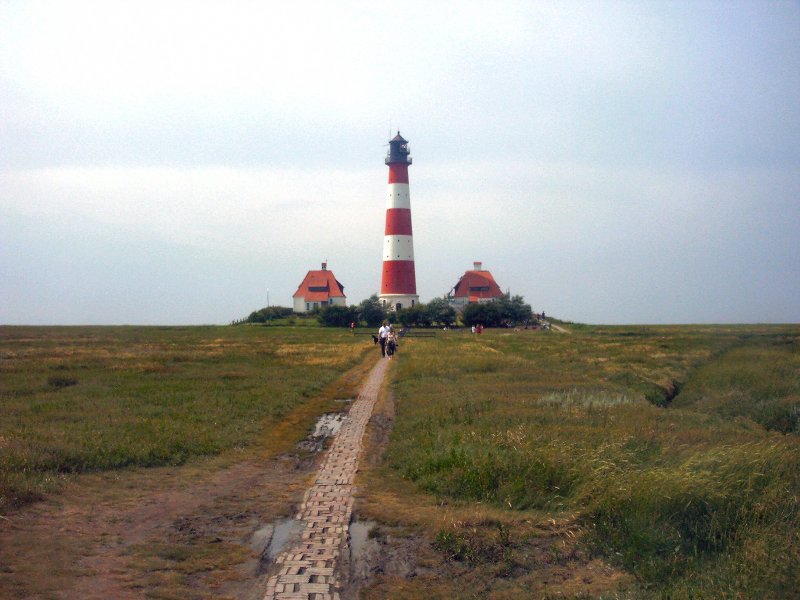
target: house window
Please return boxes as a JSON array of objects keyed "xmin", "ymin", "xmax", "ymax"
[{"xmin": 306, "ymin": 303, "xmax": 310, "ymax": 311}]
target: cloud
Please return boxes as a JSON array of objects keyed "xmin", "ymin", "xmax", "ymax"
[
  {"xmin": 1, "ymin": 1, "xmax": 799, "ymax": 324},
  {"xmin": 2, "ymin": 154, "xmax": 799, "ymax": 324},
  {"xmin": 2, "ymin": 165, "xmax": 381, "ymax": 249},
  {"xmin": 1, "ymin": 165, "xmax": 388, "ymax": 323}
]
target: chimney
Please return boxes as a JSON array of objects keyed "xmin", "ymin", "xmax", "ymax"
[
  {"xmin": 473, "ymin": 261, "xmax": 483, "ymax": 271},
  {"xmin": 321, "ymin": 262, "xmax": 327, "ymax": 270}
]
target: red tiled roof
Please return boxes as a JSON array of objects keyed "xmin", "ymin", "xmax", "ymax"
[
  {"xmin": 293, "ymin": 269, "xmax": 346, "ymax": 301},
  {"xmin": 452, "ymin": 270, "xmax": 503, "ymax": 300}
]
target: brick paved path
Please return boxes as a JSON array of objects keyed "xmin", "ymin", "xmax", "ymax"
[{"xmin": 263, "ymin": 357, "xmax": 389, "ymax": 600}]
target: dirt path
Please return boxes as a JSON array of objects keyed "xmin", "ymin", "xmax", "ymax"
[
  {"xmin": 263, "ymin": 357, "xmax": 389, "ymax": 600},
  {"xmin": 0, "ymin": 451, "xmax": 313, "ymax": 599}
]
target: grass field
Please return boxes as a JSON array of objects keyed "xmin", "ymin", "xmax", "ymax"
[
  {"xmin": 0, "ymin": 325, "xmax": 370, "ymax": 513},
  {"xmin": 361, "ymin": 324, "xmax": 800, "ymax": 598},
  {"xmin": 2, "ymin": 323, "xmax": 799, "ymax": 598}
]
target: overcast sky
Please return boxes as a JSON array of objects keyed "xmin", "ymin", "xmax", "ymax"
[{"xmin": 1, "ymin": 1, "xmax": 798, "ymax": 325}]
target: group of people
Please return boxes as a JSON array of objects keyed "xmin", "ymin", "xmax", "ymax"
[{"xmin": 377, "ymin": 321, "xmax": 398, "ymax": 358}]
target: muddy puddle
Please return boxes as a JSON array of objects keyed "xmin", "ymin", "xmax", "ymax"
[
  {"xmin": 349, "ymin": 519, "xmax": 377, "ymax": 561},
  {"xmin": 250, "ymin": 517, "xmax": 303, "ymax": 561},
  {"xmin": 297, "ymin": 412, "xmax": 348, "ymax": 452},
  {"xmin": 345, "ymin": 519, "xmax": 422, "ymax": 590},
  {"xmin": 313, "ymin": 413, "xmax": 346, "ymax": 437}
]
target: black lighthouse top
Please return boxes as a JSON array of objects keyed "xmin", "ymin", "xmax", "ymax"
[{"xmin": 386, "ymin": 131, "xmax": 412, "ymax": 165}]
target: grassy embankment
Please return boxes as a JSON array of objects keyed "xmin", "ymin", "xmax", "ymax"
[
  {"xmin": 361, "ymin": 325, "xmax": 800, "ymax": 598},
  {"xmin": 0, "ymin": 325, "xmax": 370, "ymax": 513}
]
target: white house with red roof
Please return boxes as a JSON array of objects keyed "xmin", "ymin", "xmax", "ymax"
[
  {"xmin": 448, "ymin": 262, "xmax": 505, "ymax": 310},
  {"xmin": 292, "ymin": 262, "xmax": 347, "ymax": 313}
]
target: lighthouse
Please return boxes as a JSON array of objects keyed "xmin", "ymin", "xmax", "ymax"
[{"xmin": 380, "ymin": 132, "xmax": 419, "ymax": 311}]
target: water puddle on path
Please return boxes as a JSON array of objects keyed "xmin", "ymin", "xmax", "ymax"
[
  {"xmin": 312, "ymin": 413, "xmax": 346, "ymax": 437},
  {"xmin": 297, "ymin": 413, "xmax": 348, "ymax": 452},
  {"xmin": 251, "ymin": 518, "xmax": 303, "ymax": 560},
  {"xmin": 349, "ymin": 520, "xmax": 377, "ymax": 561}
]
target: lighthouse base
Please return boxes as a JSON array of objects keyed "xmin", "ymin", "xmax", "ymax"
[{"xmin": 379, "ymin": 294, "xmax": 419, "ymax": 312}]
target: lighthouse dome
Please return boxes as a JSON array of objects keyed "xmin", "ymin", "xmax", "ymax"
[{"xmin": 386, "ymin": 131, "xmax": 411, "ymax": 165}]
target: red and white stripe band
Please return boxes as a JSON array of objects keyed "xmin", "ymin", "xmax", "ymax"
[
  {"xmin": 380, "ymin": 260, "xmax": 416, "ymax": 294},
  {"xmin": 388, "ymin": 163, "xmax": 409, "ymax": 184},
  {"xmin": 386, "ymin": 183, "xmax": 410, "ymax": 210},
  {"xmin": 383, "ymin": 234, "xmax": 414, "ymax": 261},
  {"xmin": 384, "ymin": 208, "xmax": 413, "ymax": 236}
]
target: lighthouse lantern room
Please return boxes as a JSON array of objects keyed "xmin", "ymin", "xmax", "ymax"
[{"xmin": 379, "ymin": 132, "xmax": 419, "ymax": 311}]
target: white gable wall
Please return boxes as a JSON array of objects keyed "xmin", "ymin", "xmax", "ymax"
[{"xmin": 293, "ymin": 296, "xmax": 347, "ymax": 313}]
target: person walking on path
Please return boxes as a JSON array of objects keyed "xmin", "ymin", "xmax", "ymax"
[
  {"xmin": 386, "ymin": 326, "xmax": 398, "ymax": 359},
  {"xmin": 378, "ymin": 321, "xmax": 390, "ymax": 357}
]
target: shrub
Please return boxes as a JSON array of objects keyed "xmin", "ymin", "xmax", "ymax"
[
  {"xmin": 239, "ymin": 305, "xmax": 293, "ymax": 324},
  {"xmin": 357, "ymin": 295, "xmax": 387, "ymax": 327},
  {"xmin": 434, "ymin": 520, "xmax": 514, "ymax": 567},
  {"xmin": 460, "ymin": 294, "xmax": 533, "ymax": 327},
  {"xmin": 316, "ymin": 304, "xmax": 358, "ymax": 327},
  {"xmin": 47, "ymin": 376, "xmax": 78, "ymax": 389}
]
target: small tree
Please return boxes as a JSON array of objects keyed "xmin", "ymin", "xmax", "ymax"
[
  {"xmin": 461, "ymin": 294, "xmax": 533, "ymax": 327},
  {"xmin": 426, "ymin": 297, "xmax": 457, "ymax": 327},
  {"xmin": 357, "ymin": 295, "xmax": 387, "ymax": 328},
  {"xmin": 395, "ymin": 307, "xmax": 413, "ymax": 328},
  {"xmin": 462, "ymin": 301, "xmax": 503, "ymax": 327},
  {"xmin": 317, "ymin": 304, "xmax": 358, "ymax": 327},
  {"xmin": 241, "ymin": 305, "xmax": 293, "ymax": 324},
  {"xmin": 496, "ymin": 294, "xmax": 533, "ymax": 325},
  {"xmin": 414, "ymin": 304, "xmax": 433, "ymax": 327},
  {"xmin": 396, "ymin": 304, "xmax": 431, "ymax": 328}
]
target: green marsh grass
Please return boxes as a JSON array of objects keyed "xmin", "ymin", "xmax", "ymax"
[
  {"xmin": 673, "ymin": 337, "xmax": 800, "ymax": 433},
  {"xmin": 0, "ymin": 325, "xmax": 369, "ymax": 513},
  {"xmin": 384, "ymin": 325, "xmax": 800, "ymax": 597}
]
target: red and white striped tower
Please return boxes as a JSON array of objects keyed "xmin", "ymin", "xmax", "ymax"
[{"xmin": 380, "ymin": 132, "xmax": 419, "ymax": 311}]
